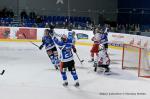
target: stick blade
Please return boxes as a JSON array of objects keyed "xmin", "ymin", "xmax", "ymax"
[
  {"xmin": 81, "ymin": 60, "xmax": 84, "ymax": 62},
  {"xmin": 1, "ymin": 70, "xmax": 5, "ymax": 75}
]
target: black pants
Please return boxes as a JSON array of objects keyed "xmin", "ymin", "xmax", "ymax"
[{"xmin": 60, "ymin": 60, "xmax": 75, "ymax": 72}]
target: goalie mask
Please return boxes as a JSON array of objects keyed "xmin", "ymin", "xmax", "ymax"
[{"xmin": 99, "ymin": 44, "xmax": 105, "ymax": 51}]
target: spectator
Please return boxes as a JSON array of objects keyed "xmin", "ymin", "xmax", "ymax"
[
  {"xmin": 20, "ymin": 10, "xmax": 28, "ymax": 21},
  {"xmin": 29, "ymin": 11, "xmax": 36, "ymax": 19},
  {"xmin": 45, "ymin": 22, "xmax": 49, "ymax": 28},
  {"xmin": 36, "ymin": 16, "xmax": 42, "ymax": 23},
  {"xmin": 9, "ymin": 9, "xmax": 14, "ymax": 18}
]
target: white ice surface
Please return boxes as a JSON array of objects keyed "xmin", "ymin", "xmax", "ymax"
[{"xmin": 0, "ymin": 42, "xmax": 150, "ymax": 99}]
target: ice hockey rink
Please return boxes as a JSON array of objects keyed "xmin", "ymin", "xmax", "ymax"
[{"xmin": 0, "ymin": 42, "xmax": 150, "ymax": 99}]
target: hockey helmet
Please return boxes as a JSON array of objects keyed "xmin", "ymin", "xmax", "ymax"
[
  {"xmin": 99, "ymin": 44, "xmax": 105, "ymax": 51},
  {"xmin": 44, "ymin": 29, "xmax": 49, "ymax": 36},
  {"xmin": 72, "ymin": 31, "xmax": 75, "ymax": 36},
  {"xmin": 48, "ymin": 29, "xmax": 54, "ymax": 37},
  {"xmin": 67, "ymin": 24, "xmax": 73, "ymax": 31},
  {"xmin": 49, "ymin": 24, "xmax": 55, "ymax": 30},
  {"xmin": 61, "ymin": 34, "xmax": 67, "ymax": 42}
]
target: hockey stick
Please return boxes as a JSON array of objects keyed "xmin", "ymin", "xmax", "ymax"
[
  {"xmin": 0, "ymin": 70, "xmax": 5, "ymax": 75},
  {"xmin": 75, "ymin": 53, "xmax": 84, "ymax": 64},
  {"xmin": 22, "ymin": 33, "xmax": 40, "ymax": 48},
  {"xmin": 54, "ymin": 33, "xmax": 62, "ymax": 37},
  {"xmin": 29, "ymin": 42, "xmax": 40, "ymax": 48}
]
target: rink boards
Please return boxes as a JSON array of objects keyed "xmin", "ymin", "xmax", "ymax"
[{"xmin": 0, "ymin": 26, "xmax": 150, "ymax": 50}]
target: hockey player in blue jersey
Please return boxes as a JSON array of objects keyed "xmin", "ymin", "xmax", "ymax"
[
  {"xmin": 100, "ymin": 25, "xmax": 109, "ymax": 50},
  {"xmin": 39, "ymin": 29, "xmax": 60, "ymax": 70},
  {"xmin": 53, "ymin": 34, "xmax": 79, "ymax": 87},
  {"xmin": 99, "ymin": 28, "xmax": 109, "ymax": 50}
]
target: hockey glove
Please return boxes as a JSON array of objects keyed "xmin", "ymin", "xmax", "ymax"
[
  {"xmin": 39, "ymin": 45, "xmax": 43, "ymax": 50},
  {"xmin": 73, "ymin": 46, "xmax": 77, "ymax": 53}
]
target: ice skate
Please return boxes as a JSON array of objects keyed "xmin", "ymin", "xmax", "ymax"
[
  {"xmin": 54, "ymin": 64, "xmax": 59, "ymax": 70},
  {"xmin": 104, "ymin": 68, "xmax": 111, "ymax": 75},
  {"xmin": 63, "ymin": 82, "xmax": 68, "ymax": 87},
  {"xmin": 74, "ymin": 82, "xmax": 80, "ymax": 87},
  {"xmin": 94, "ymin": 66, "xmax": 97, "ymax": 72}
]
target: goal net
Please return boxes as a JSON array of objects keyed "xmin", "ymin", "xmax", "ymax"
[{"xmin": 122, "ymin": 44, "xmax": 150, "ymax": 78}]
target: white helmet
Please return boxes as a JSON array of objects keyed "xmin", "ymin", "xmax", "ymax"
[{"xmin": 99, "ymin": 44, "xmax": 104, "ymax": 51}]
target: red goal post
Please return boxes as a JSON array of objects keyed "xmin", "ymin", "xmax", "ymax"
[{"xmin": 122, "ymin": 44, "xmax": 150, "ymax": 78}]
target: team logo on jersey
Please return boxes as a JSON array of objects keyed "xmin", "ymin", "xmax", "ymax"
[
  {"xmin": 76, "ymin": 33, "xmax": 88, "ymax": 40},
  {"xmin": 56, "ymin": 0, "xmax": 64, "ymax": 4}
]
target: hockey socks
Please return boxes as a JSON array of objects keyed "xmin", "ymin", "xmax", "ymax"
[
  {"xmin": 49, "ymin": 54, "xmax": 60, "ymax": 70},
  {"xmin": 61, "ymin": 71, "xmax": 79, "ymax": 87},
  {"xmin": 71, "ymin": 71, "xmax": 78, "ymax": 81},
  {"xmin": 71, "ymin": 71, "xmax": 79, "ymax": 87},
  {"xmin": 49, "ymin": 54, "xmax": 55, "ymax": 64},
  {"xmin": 61, "ymin": 72, "xmax": 67, "ymax": 81}
]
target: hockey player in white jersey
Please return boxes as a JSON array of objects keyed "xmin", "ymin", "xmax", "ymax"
[
  {"xmin": 53, "ymin": 34, "xmax": 79, "ymax": 87},
  {"xmin": 94, "ymin": 44, "xmax": 110, "ymax": 73},
  {"xmin": 93, "ymin": 27, "xmax": 110, "ymax": 73}
]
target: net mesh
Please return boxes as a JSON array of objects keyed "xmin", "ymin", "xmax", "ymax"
[
  {"xmin": 140, "ymin": 48, "xmax": 150, "ymax": 77},
  {"xmin": 122, "ymin": 44, "xmax": 150, "ymax": 77}
]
